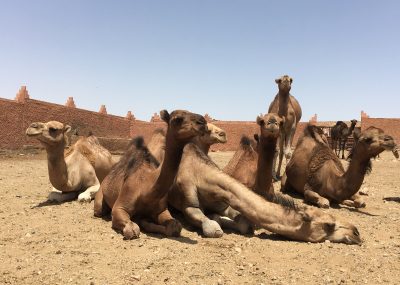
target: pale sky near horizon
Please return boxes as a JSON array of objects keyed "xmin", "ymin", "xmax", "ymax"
[{"xmin": 0, "ymin": 0, "xmax": 399, "ymax": 121}]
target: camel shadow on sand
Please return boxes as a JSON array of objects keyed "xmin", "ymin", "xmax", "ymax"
[{"xmin": 383, "ymin": 197, "xmax": 400, "ymax": 203}]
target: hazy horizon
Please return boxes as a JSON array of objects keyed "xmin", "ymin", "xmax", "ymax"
[{"xmin": 1, "ymin": 0, "xmax": 399, "ymax": 121}]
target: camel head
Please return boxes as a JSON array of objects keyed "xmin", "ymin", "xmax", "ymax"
[
  {"xmin": 304, "ymin": 124, "xmax": 329, "ymax": 146},
  {"xmin": 26, "ymin": 121, "xmax": 71, "ymax": 147},
  {"xmin": 256, "ymin": 113, "xmax": 283, "ymax": 140},
  {"xmin": 298, "ymin": 206, "xmax": 361, "ymax": 244},
  {"xmin": 275, "ymin": 75, "xmax": 293, "ymax": 92},
  {"xmin": 355, "ymin": 127, "xmax": 397, "ymax": 158},
  {"xmin": 199, "ymin": 123, "xmax": 227, "ymax": 145},
  {"xmin": 350, "ymin": 119, "xmax": 358, "ymax": 126},
  {"xmin": 160, "ymin": 110, "xmax": 207, "ymax": 141}
]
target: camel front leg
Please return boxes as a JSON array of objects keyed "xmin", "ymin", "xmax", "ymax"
[
  {"xmin": 271, "ymin": 147, "xmax": 280, "ymax": 181},
  {"xmin": 284, "ymin": 122, "xmax": 297, "ymax": 162},
  {"xmin": 48, "ymin": 188, "xmax": 78, "ymax": 202},
  {"xmin": 276, "ymin": 134, "xmax": 285, "ymax": 179},
  {"xmin": 184, "ymin": 207, "xmax": 223, "ymax": 238},
  {"xmin": 341, "ymin": 194, "xmax": 366, "ymax": 208},
  {"xmin": 156, "ymin": 209, "xmax": 182, "ymax": 237},
  {"xmin": 78, "ymin": 183, "xmax": 100, "ymax": 203},
  {"xmin": 304, "ymin": 184, "xmax": 330, "ymax": 208},
  {"xmin": 212, "ymin": 206, "xmax": 252, "ymax": 235},
  {"xmin": 112, "ymin": 206, "xmax": 141, "ymax": 239}
]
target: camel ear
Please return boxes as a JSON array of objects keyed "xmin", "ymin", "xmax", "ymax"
[
  {"xmin": 160, "ymin": 110, "xmax": 170, "ymax": 124},
  {"xmin": 256, "ymin": 116, "xmax": 264, "ymax": 126},
  {"xmin": 323, "ymin": 222, "xmax": 336, "ymax": 233},
  {"xmin": 253, "ymin": 134, "xmax": 259, "ymax": 142},
  {"xmin": 64, "ymin": 125, "xmax": 72, "ymax": 134},
  {"xmin": 290, "ymin": 77, "xmax": 293, "ymax": 83},
  {"xmin": 275, "ymin": 78, "xmax": 281, "ymax": 84}
]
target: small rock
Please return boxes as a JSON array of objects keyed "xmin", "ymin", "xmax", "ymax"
[
  {"xmin": 234, "ymin": 247, "xmax": 242, "ymax": 253},
  {"xmin": 131, "ymin": 275, "xmax": 141, "ymax": 281},
  {"xmin": 25, "ymin": 233, "xmax": 32, "ymax": 238}
]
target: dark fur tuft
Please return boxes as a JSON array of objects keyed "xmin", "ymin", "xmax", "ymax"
[
  {"xmin": 240, "ymin": 136, "xmax": 252, "ymax": 146},
  {"xmin": 272, "ymin": 192, "xmax": 298, "ymax": 211}
]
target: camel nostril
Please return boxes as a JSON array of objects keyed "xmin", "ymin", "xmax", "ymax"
[{"xmin": 220, "ymin": 132, "xmax": 226, "ymax": 137}]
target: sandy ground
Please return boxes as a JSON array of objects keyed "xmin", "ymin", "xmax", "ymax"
[{"xmin": 0, "ymin": 151, "xmax": 399, "ymax": 285}]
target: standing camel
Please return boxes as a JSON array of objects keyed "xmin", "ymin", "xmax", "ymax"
[
  {"xmin": 331, "ymin": 120, "xmax": 357, "ymax": 159},
  {"xmin": 268, "ymin": 75, "xmax": 302, "ymax": 180},
  {"xmin": 26, "ymin": 121, "xmax": 115, "ymax": 202}
]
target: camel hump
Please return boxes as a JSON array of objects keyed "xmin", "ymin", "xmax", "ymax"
[{"xmin": 152, "ymin": 128, "xmax": 166, "ymax": 136}]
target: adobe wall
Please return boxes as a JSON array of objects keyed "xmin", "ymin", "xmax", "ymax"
[
  {"xmin": 0, "ymin": 98, "xmax": 132, "ymax": 149},
  {"xmin": 361, "ymin": 118, "xmax": 400, "ymax": 144}
]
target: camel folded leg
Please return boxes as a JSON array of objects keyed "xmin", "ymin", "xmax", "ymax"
[
  {"xmin": 93, "ymin": 188, "xmax": 111, "ymax": 218},
  {"xmin": 48, "ymin": 188, "xmax": 78, "ymax": 202},
  {"xmin": 304, "ymin": 185, "xmax": 330, "ymax": 208},
  {"xmin": 78, "ymin": 183, "xmax": 100, "ymax": 203},
  {"xmin": 156, "ymin": 209, "xmax": 182, "ymax": 237},
  {"xmin": 112, "ymin": 206, "xmax": 141, "ymax": 239},
  {"xmin": 183, "ymin": 207, "xmax": 223, "ymax": 238},
  {"xmin": 210, "ymin": 206, "xmax": 252, "ymax": 235},
  {"xmin": 341, "ymin": 194, "xmax": 366, "ymax": 208}
]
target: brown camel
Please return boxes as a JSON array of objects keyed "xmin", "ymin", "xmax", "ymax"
[
  {"xmin": 282, "ymin": 125, "xmax": 397, "ymax": 208},
  {"xmin": 94, "ymin": 110, "xmax": 208, "ymax": 239},
  {"xmin": 170, "ymin": 142, "xmax": 361, "ymax": 244},
  {"xmin": 26, "ymin": 121, "xmax": 115, "ymax": 202},
  {"xmin": 224, "ymin": 113, "xmax": 283, "ymax": 201},
  {"xmin": 268, "ymin": 75, "xmax": 302, "ymax": 180},
  {"xmin": 331, "ymin": 119, "xmax": 357, "ymax": 159}
]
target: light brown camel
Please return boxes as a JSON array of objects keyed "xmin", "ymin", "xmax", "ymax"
[
  {"xmin": 170, "ymin": 142, "xmax": 361, "ymax": 244},
  {"xmin": 93, "ymin": 110, "xmax": 208, "ymax": 239},
  {"xmin": 281, "ymin": 125, "xmax": 397, "ymax": 208},
  {"xmin": 224, "ymin": 113, "xmax": 283, "ymax": 201},
  {"xmin": 26, "ymin": 121, "xmax": 115, "ymax": 202},
  {"xmin": 147, "ymin": 128, "xmax": 166, "ymax": 164},
  {"xmin": 168, "ymin": 123, "xmax": 249, "ymax": 238},
  {"xmin": 331, "ymin": 119, "xmax": 357, "ymax": 159},
  {"xmin": 268, "ymin": 75, "xmax": 302, "ymax": 180}
]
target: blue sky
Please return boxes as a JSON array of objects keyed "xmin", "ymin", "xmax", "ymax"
[{"xmin": 0, "ymin": 0, "xmax": 399, "ymax": 121}]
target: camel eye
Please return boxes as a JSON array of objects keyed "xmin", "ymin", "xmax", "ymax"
[
  {"xmin": 48, "ymin": 127, "xmax": 58, "ymax": 133},
  {"xmin": 364, "ymin": 137, "xmax": 373, "ymax": 144},
  {"xmin": 353, "ymin": 228, "xmax": 360, "ymax": 236}
]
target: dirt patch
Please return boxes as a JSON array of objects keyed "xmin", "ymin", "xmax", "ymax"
[{"xmin": 0, "ymin": 152, "xmax": 399, "ymax": 284}]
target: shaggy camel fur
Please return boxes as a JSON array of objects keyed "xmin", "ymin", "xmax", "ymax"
[
  {"xmin": 268, "ymin": 75, "xmax": 302, "ymax": 180},
  {"xmin": 282, "ymin": 125, "xmax": 397, "ymax": 208},
  {"xmin": 331, "ymin": 120, "xmax": 357, "ymax": 159},
  {"xmin": 172, "ymin": 142, "xmax": 361, "ymax": 244},
  {"xmin": 168, "ymin": 123, "xmax": 250, "ymax": 238},
  {"xmin": 26, "ymin": 121, "xmax": 114, "ymax": 202},
  {"xmin": 94, "ymin": 110, "xmax": 208, "ymax": 239},
  {"xmin": 224, "ymin": 113, "xmax": 283, "ymax": 201}
]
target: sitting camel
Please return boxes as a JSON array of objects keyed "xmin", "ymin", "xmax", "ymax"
[
  {"xmin": 331, "ymin": 120, "xmax": 357, "ymax": 159},
  {"xmin": 268, "ymin": 75, "xmax": 302, "ymax": 180},
  {"xmin": 224, "ymin": 113, "xmax": 283, "ymax": 201},
  {"xmin": 168, "ymin": 123, "xmax": 250, "ymax": 238},
  {"xmin": 171, "ymin": 142, "xmax": 361, "ymax": 244},
  {"xmin": 282, "ymin": 125, "xmax": 397, "ymax": 208},
  {"xmin": 26, "ymin": 121, "xmax": 115, "ymax": 202},
  {"xmin": 94, "ymin": 110, "xmax": 208, "ymax": 239}
]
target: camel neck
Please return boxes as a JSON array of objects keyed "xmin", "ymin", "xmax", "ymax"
[
  {"xmin": 153, "ymin": 132, "xmax": 185, "ymax": 197},
  {"xmin": 46, "ymin": 142, "xmax": 71, "ymax": 191},
  {"xmin": 348, "ymin": 123, "xmax": 356, "ymax": 133},
  {"xmin": 337, "ymin": 147, "xmax": 370, "ymax": 200},
  {"xmin": 254, "ymin": 138, "xmax": 277, "ymax": 200},
  {"xmin": 209, "ymin": 169, "xmax": 306, "ymax": 239},
  {"xmin": 278, "ymin": 90, "xmax": 290, "ymax": 117}
]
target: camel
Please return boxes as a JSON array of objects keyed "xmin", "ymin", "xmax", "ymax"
[
  {"xmin": 93, "ymin": 110, "xmax": 208, "ymax": 239},
  {"xmin": 281, "ymin": 125, "xmax": 397, "ymax": 208},
  {"xmin": 169, "ymin": 142, "xmax": 361, "ymax": 244},
  {"xmin": 26, "ymin": 121, "xmax": 115, "ymax": 202},
  {"xmin": 224, "ymin": 113, "xmax": 283, "ymax": 201},
  {"xmin": 331, "ymin": 119, "xmax": 357, "ymax": 159},
  {"xmin": 268, "ymin": 75, "xmax": 302, "ymax": 180},
  {"xmin": 168, "ymin": 123, "xmax": 250, "ymax": 238}
]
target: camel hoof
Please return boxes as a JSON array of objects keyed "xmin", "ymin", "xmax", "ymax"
[
  {"xmin": 77, "ymin": 193, "xmax": 92, "ymax": 203},
  {"xmin": 165, "ymin": 220, "xmax": 182, "ymax": 237},
  {"xmin": 354, "ymin": 201, "xmax": 366, "ymax": 208},
  {"xmin": 319, "ymin": 203, "xmax": 330, "ymax": 209},
  {"xmin": 202, "ymin": 220, "xmax": 223, "ymax": 238},
  {"xmin": 123, "ymin": 222, "xmax": 140, "ymax": 240},
  {"xmin": 234, "ymin": 215, "xmax": 253, "ymax": 235}
]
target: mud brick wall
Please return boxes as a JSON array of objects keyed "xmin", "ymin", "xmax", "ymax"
[
  {"xmin": 361, "ymin": 118, "xmax": 400, "ymax": 145},
  {"xmin": 0, "ymin": 98, "xmax": 132, "ymax": 149}
]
